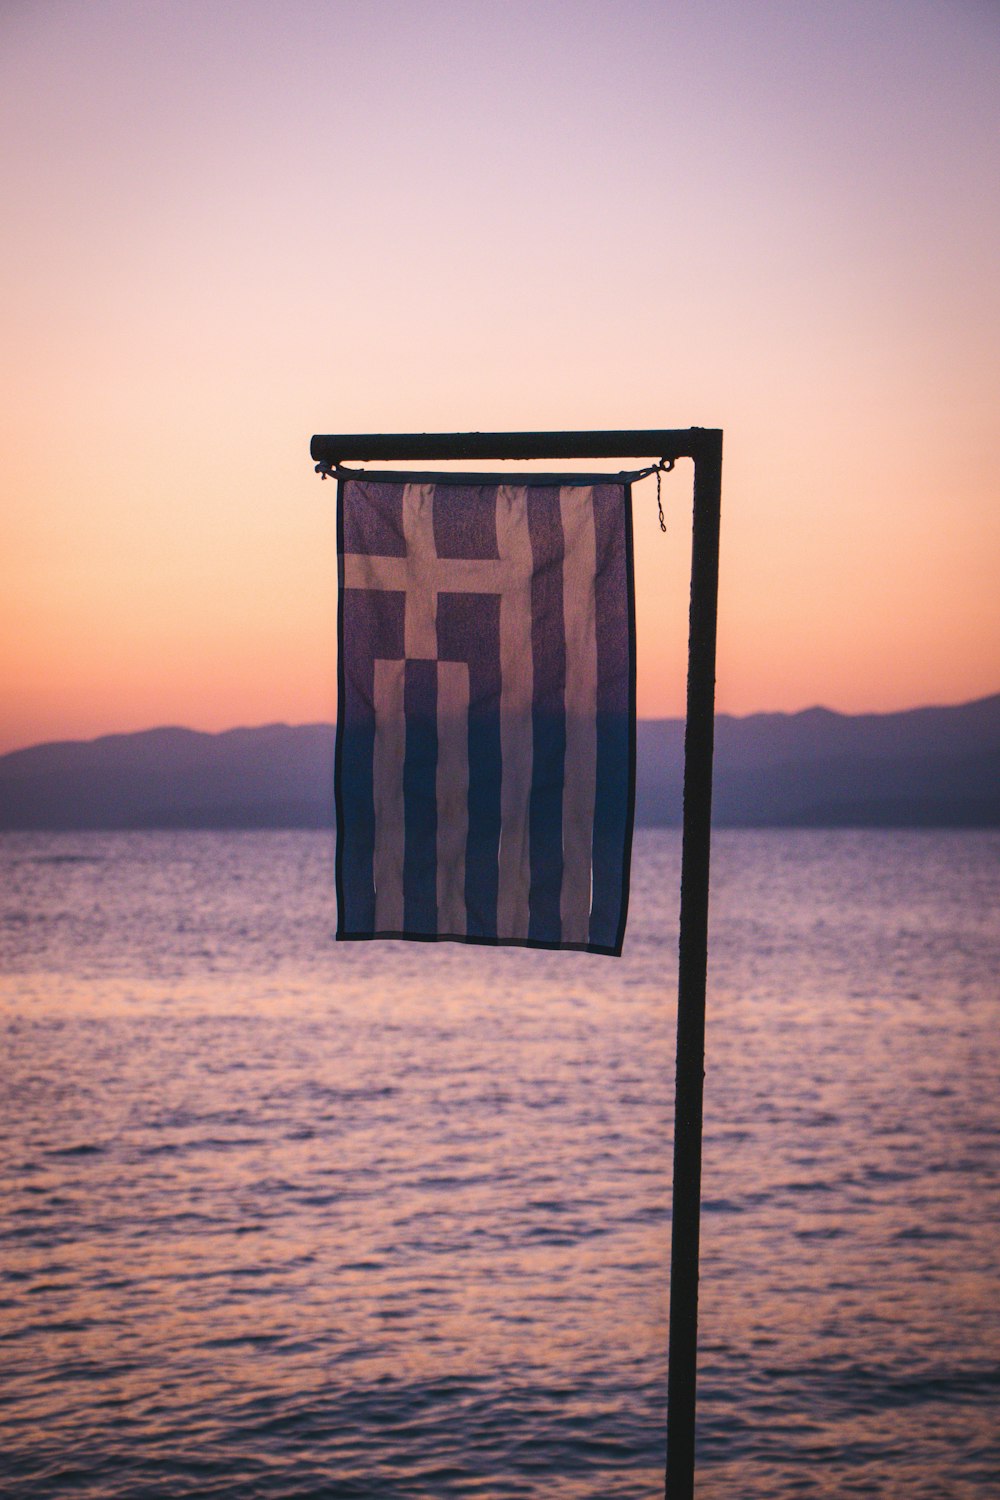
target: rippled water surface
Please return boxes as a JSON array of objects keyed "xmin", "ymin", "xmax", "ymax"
[{"xmin": 1, "ymin": 830, "xmax": 997, "ymax": 1497}]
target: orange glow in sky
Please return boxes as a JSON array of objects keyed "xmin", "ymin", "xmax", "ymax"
[{"xmin": 2, "ymin": 1, "xmax": 998, "ymax": 753}]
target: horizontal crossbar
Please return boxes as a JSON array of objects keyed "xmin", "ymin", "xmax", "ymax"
[{"xmin": 309, "ymin": 429, "xmax": 721, "ymax": 464}]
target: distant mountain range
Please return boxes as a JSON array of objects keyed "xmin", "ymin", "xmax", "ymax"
[{"xmin": 1, "ymin": 696, "xmax": 997, "ymax": 830}]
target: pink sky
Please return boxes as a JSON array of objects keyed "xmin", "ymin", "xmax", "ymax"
[{"xmin": 2, "ymin": 0, "xmax": 998, "ymax": 753}]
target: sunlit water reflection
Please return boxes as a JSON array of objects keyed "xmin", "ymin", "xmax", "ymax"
[{"xmin": 1, "ymin": 830, "xmax": 997, "ymax": 1497}]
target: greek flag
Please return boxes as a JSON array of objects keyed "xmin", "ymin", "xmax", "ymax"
[{"xmin": 335, "ymin": 474, "xmax": 635, "ymax": 954}]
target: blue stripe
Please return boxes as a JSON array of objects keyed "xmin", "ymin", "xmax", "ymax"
[
  {"xmin": 337, "ymin": 587, "xmax": 404, "ymax": 935},
  {"xmin": 589, "ymin": 484, "xmax": 631, "ymax": 950},
  {"xmin": 403, "ymin": 659, "xmax": 438, "ymax": 934},
  {"xmin": 465, "ymin": 703, "xmax": 501, "ymax": 938},
  {"xmin": 337, "ymin": 720, "xmax": 374, "ymax": 933}
]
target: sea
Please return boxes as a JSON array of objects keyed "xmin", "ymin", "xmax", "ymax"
[{"xmin": 1, "ymin": 829, "xmax": 997, "ymax": 1499}]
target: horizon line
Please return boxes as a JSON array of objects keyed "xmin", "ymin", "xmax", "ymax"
[{"xmin": 3, "ymin": 688, "xmax": 998, "ymax": 760}]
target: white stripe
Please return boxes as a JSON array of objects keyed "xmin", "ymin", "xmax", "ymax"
[
  {"xmin": 436, "ymin": 660, "xmax": 470, "ymax": 936},
  {"xmin": 372, "ymin": 657, "xmax": 405, "ymax": 931},
  {"xmin": 496, "ymin": 486, "xmax": 534, "ymax": 941},
  {"xmin": 559, "ymin": 486, "xmax": 598, "ymax": 945}
]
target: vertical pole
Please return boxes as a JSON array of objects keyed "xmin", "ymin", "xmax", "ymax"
[{"xmin": 665, "ymin": 433, "xmax": 723, "ymax": 1498}]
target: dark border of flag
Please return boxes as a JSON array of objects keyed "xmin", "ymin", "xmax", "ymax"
[{"xmin": 334, "ymin": 472, "xmax": 637, "ymax": 956}]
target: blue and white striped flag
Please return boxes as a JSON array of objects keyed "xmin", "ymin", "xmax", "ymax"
[{"xmin": 335, "ymin": 474, "xmax": 635, "ymax": 954}]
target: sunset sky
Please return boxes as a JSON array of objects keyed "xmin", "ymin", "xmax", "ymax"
[{"xmin": 2, "ymin": 0, "xmax": 998, "ymax": 754}]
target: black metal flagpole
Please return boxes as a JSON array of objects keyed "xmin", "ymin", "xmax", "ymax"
[
  {"xmin": 309, "ymin": 428, "xmax": 722, "ymax": 1500},
  {"xmin": 664, "ymin": 428, "xmax": 722, "ymax": 1500}
]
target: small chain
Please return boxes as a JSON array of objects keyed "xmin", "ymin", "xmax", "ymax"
[{"xmin": 655, "ymin": 457, "xmax": 674, "ymax": 533}]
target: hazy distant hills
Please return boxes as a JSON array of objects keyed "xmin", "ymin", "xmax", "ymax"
[
  {"xmin": 0, "ymin": 724, "xmax": 334, "ymax": 832},
  {"xmin": 636, "ymin": 694, "xmax": 999, "ymax": 827},
  {"xmin": 1, "ymin": 696, "xmax": 997, "ymax": 830}
]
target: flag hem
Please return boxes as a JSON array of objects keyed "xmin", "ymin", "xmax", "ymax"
[
  {"xmin": 328, "ymin": 466, "xmax": 649, "ymax": 487},
  {"xmin": 612, "ymin": 477, "xmax": 637, "ymax": 955},
  {"xmin": 334, "ymin": 930, "xmax": 624, "ymax": 957},
  {"xmin": 333, "ymin": 473, "xmax": 348, "ymax": 932}
]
